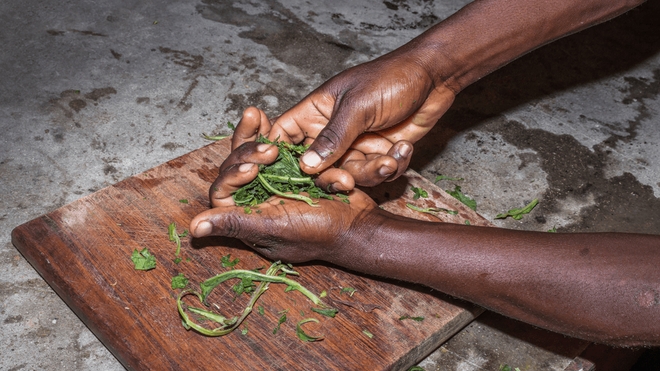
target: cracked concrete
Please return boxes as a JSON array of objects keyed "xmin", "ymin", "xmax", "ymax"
[{"xmin": 1, "ymin": 0, "xmax": 658, "ymax": 370}]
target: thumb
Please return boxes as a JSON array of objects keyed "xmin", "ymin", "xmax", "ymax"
[
  {"xmin": 299, "ymin": 102, "xmax": 363, "ymax": 174},
  {"xmin": 190, "ymin": 208, "xmax": 249, "ymax": 239}
]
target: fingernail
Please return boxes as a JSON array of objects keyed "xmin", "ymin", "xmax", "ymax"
[
  {"xmin": 196, "ymin": 221, "xmax": 212, "ymax": 236},
  {"xmin": 238, "ymin": 163, "xmax": 255, "ymax": 172},
  {"xmin": 256, "ymin": 143, "xmax": 270, "ymax": 152},
  {"xmin": 302, "ymin": 151, "xmax": 322, "ymax": 168},
  {"xmin": 397, "ymin": 144, "xmax": 412, "ymax": 158},
  {"xmin": 379, "ymin": 166, "xmax": 394, "ymax": 177}
]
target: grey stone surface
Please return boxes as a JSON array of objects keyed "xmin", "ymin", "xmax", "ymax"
[{"xmin": 1, "ymin": 0, "xmax": 658, "ymax": 370}]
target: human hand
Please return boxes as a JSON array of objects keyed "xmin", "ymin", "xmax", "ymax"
[
  {"xmin": 270, "ymin": 51, "xmax": 456, "ymax": 187},
  {"xmin": 191, "ymin": 186, "xmax": 378, "ymax": 264}
]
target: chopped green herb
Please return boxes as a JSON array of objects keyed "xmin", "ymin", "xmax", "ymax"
[
  {"xmin": 131, "ymin": 248, "xmax": 156, "ymax": 270},
  {"xmin": 177, "ymin": 262, "xmax": 336, "ymax": 337},
  {"xmin": 168, "ymin": 223, "xmax": 188, "ymax": 257},
  {"xmin": 340, "ymin": 287, "xmax": 357, "ymax": 297},
  {"xmin": 179, "ymin": 199, "xmax": 189, "ymax": 204},
  {"xmin": 362, "ymin": 329, "xmax": 374, "ymax": 338},
  {"xmin": 227, "ymin": 121, "xmax": 236, "ymax": 131},
  {"xmin": 232, "ymin": 276, "xmax": 256, "ymax": 297},
  {"xmin": 495, "ymin": 199, "xmax": 538, "ymax": 220},
  {"xmin": 408, "ymin": 367, "xmax": 426, "ymax": 371},
  {"xmin": 243, "ymin": 206, "xmax": 252, "ymax": 214},
  {"xmin": 336, "ymin": 193, "xmax": 350, "ymax": 204},
  {"xmin": 171, "ymin": 273, "xmax": 189, "ymax": 289},
  {"xmin": 399, "ymin": 315, "xmax": 425, "ymax": 322},
  {"xmin": 221, "ymin": 254, "xmax": 239, "ymax": 268},
  {"xmin": 311, "ymin": 307, "xmax": 338, "ymax": 318},
  {"xmin": 446, "ymin": 185, "xmax": 477, "ymax": 211},
  {"xmin": 434, "ymin": 175, "xmax": 464, "ymax": 182},
  {"xmin": 548, "ymin": 226, "xmax": 557, "ymax": 232},
  {"xmin": 202, "ymin": 133, "xmax": 230, "ymax": 141},
  {"xmin": 257, "ymin": 306, "xmax": 265, "ymax": 316},
  {"xmin": 232, "ymin": 136, "xmax": 334, "ymax": 207},
  {"xmin": 273, "ymin": 312, "xmax": 287, "ymax": 334},
  {"xmin": 465, "ymin": 220, "xmax": 471, "ymax": 225},
  {"xmin": 174, "ymin": 257, "xmax": 182, "ymax": 264},
  {"xmin": 296, "ymin": 318, "xmax": 323, "ymax": 342},
  {"xmin": 241, "ymin": 325, "xmax": 248, "ymax": 336},
  {"xmin": 411, "ymin": 186, "xmax": 428, "ymax": 200},
  {"xmin": 406, "ymin": 203, "xmax": 458, "ymax": 216},
  {"xmin": 319, "ymin": 290, "xmax": 327, "ymax": 298}
]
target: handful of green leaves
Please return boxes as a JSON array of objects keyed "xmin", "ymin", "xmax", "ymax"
[{"xmin": 232, "ymin": 136, "xmax": 333, "ymax": 208}]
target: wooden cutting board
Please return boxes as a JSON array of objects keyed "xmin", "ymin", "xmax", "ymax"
[{"xmin": 12, "ymin": 138, "xmax": 490, "ymax": 371}]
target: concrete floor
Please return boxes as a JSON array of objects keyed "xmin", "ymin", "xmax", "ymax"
[{"xmin": 1, "ymin": 0, "xmax": 658, "ymax": 370}]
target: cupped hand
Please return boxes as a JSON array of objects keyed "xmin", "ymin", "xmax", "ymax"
[
  {"xmin": 269, "ymin": 49, "xmax": 456, "ymax": 187},
  {"xmin": 191, "ymin": 188, "xmax": 378, "ymax": 264}
]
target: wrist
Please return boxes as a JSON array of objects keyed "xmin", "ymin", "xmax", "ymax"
[{"xmin": 407, "ymin": 0, "xmax": 644, "ymax": 93}]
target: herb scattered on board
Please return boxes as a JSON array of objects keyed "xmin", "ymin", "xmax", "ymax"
[
  {"xmin": 273, "ymin": 311, "xmax": 287, "ymax": 334},
  {"xmin": 232, "ymin": 136, "xmax": 337, "ymax": 208},
  {"xmin": 499, "ymin": 365, "xmax": 521, "ymax": 371},
  {"xmin": 296, "ymin": 318, "xmax": 323, "ymax": 342},
  {"xmin": 446, "ymin": 185, "xmax": 477, "ymax": 211},
  {"xmin": 411, "ymin": 186, "xmax": 428, "ymax": 200},
  {"xmin": 171, "ymin": 273, "xmax": 189, "ymax": 289},
  {"xmin": 408, "ymin": 367, "xmax": 426, "ymax": 371},
  {"xmin": 399, "ymin": 315, "xmax": 425, "ymax": 322},
  {"xmin": 311, "ymin": 307, "xmax": 338, "ymax": 318},
  {"xmin": 495, "ymin": 199, "xmax": 538, "ymax": 220},
  {"xmin": 177, "ymin": 261, "xmax": 337, "ymax": 337},
  {"xmin": 340, "ymin": 287, "xmax": 357, "ymax": 297},
  {"xmin": 131, "ymin": 248, "xmax": 157, "ymax": 270},
  {"xmin": 362, "ymin": 329, "xmax": 374, "ymax": 339},
  {"xmin": 179, "ymin": 199, "xmax": 189, "ymax": 204},
  {"xmin": 221, "ymin": 254, "xmax": 240, "ymax": 268},
  {"xmin": 406, "ymin": 203, "xmax": 458, "ymax": 216},
  {"xmin": 168, "ymin": 223, "xmax": 188, "ymax": 257},
  {"xmin": 548, "ymin": 226, "xmax": 557, "ymax": 232}
]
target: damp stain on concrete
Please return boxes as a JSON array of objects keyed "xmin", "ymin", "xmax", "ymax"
[
  {"xmin": 485, "ymin": 119, "xmax": 660, "ymax": 234},
  {"xmin": 197, "ymin": 0, "xmax": 354, "ymax": 80}
]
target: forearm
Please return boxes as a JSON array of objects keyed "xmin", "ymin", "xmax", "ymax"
[
  {"xmin": 329, "ymin": 209, "xmax": 660, "ymax": 346},
  {"xmin": 405, "ymin": 0, "xmax": 645, "ymax": 92}
]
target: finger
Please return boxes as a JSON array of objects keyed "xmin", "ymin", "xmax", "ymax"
[
  {"xmin": 269, "ymin": 94, "xmax": 332, "ymax": 144},
  {"xmin": 338, "ymin": 150, "xmax": 399, "ymax": 187},
  {"xmin": 209, "ymin": 163, "xmax": 260, "ymax": 207},
  {"xmin": 384, "ymin": 140, "xmax": 413, "ymax": 182},
  {"xmin": 378, "ymin": 88, "xmax": 455, "ymax": 143},
  {"xmin": 218, "ymin": 141, "xmax": 278, "ymax": 173},
  {"xmin": 299, "ymin": 94, "xmax": 366, "ymax": 174},
  {"xmin": 314, "ymin": 168, "xmax": 355, "ymax": 193},
  {"xmin": 232, "ymin": 106, "xmax": 272, "ymax": 150},
  {"xmin": 190, "ymin": 206, "xmax": 260, "ymax": 239}
]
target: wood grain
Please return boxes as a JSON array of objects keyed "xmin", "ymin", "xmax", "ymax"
[{"xmin": 12, "ymin": 138, "xmax": 488, "ymax": 371}]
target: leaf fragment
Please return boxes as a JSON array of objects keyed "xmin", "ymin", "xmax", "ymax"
[
  {"xmin": 171, "ymin": 273, "xmax": 189, "ymax": 289},
  {"xmin": 221, "ymin": 254, "xmax": 239, "ymax": 268},
  {"xmin": 446, "ymin": 185, "xmax": 477, "ymax": 211},
  {"xmin": 495, "ymin": 199, "xmax": 538, "ymax": 220},
  {"xmin": 296, "ymin": 318, "xmax": 323, "ymax": 342},
  {"xmin": 411, "ymin": 186, "xmax": 428, "ymax": 200},
  {"xmin": 311, "ymin": 307, "xmax": 338, "ymax": 318},
  {"xmin": 399, "ymin": 315, "xmax": 425, "ymax": 322},
  {"xmin": 340, "ymin": 287, "xmax": 357, "ymax": 297},
  {"xmin": 131, "ymin": 248, "xmax": 156, "ymax": 270}
]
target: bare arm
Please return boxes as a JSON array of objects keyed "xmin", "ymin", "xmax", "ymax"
[
  {"xmin": 258, "ymin": 0, "xmax": 646, "ymax": 188},
  {"xmin": 192, "ymin": 187, "xmax": 660, "ymax": 347}
]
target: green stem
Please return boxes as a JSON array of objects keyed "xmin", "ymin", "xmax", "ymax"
[{"xmin": 257, "ymin": 173, "xmax": 319, "ymax": 207}]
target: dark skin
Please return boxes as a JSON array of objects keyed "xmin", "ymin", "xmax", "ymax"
[{"xmin": 192, "ymin": 0, "xmax": 659, "ymax": 347}]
